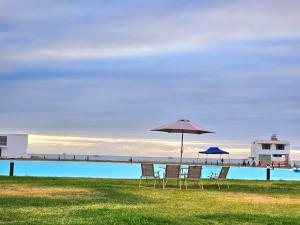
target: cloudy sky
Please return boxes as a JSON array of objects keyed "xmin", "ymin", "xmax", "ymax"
[{"xmin": 1, "ymin": 0, "xmax": 300, "ymax": 159}]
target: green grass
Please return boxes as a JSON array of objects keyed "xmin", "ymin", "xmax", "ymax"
[{"xmin": 0, "ymin": 176, "xmax": 299, "ymax": 225}]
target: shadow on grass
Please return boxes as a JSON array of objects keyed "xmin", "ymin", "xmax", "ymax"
[
  {"xmin": 193, "ymin": 212, "xmax": 300, "ymax": 225},
  {"xmin": 178, "ymin": 179, "xmax": 300, "ymax": 197},
  {"xmin": 139, "ymin": 179, "xmax": 300, "ymax": 193},
  {"xmin": 0, "ymin": 206, "xmax": 179, "ymax": 225},
  {"xmin": 3, "ymin": 207, "xmax": 299, "ymax": 225},
  {"xmin": 68, "ymin": 207, "xmax": 180, "ymax": 225}
]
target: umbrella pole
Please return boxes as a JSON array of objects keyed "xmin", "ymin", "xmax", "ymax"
[{"xmin": 180, "ymin": 131, "xmax": 184, "ymax": 165}]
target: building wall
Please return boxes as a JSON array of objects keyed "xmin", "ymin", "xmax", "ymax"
[
  {"xmin": 0, "ymin": 134, "xmax": 29, "ymax": 159},
  {"xmin": 251, "ymin": 138, "xmax": 290, "ymax": 164}
]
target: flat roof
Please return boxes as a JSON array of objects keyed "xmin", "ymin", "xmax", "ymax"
[{"xmin": 254, "ymin": 140, "xmax": 290, "ymax": 144}]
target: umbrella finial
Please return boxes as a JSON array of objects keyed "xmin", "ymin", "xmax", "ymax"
[{"xmin": 177, "ymin": 119, "xmax": 190, "ymax": 122}]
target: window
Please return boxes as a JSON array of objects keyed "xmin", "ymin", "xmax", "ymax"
[
  {"xmin": 0, "ymin": 136, "xmax": 7, "ymax": 146},
  {"xmin": 276, "ymin": 144, "xmax": 285, "ymax": 150},
  {"xmin": 259, "ymin": 154, "xmax": 271, "ymax": 161},
  {"xmin": 273, "ymin": 154, "xmax": 283, "ymax": 158},
  {"xmin": 261, "ymin": 144, "xmax": 271, "ymax": 150}
]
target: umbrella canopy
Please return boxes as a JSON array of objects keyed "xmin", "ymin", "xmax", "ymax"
[
  {"xmin": 151, "ymin": 119, "xmax": 214, "ymax": 164},
  {"xmin": 151, "ymin": 119, "xmax": 213, "ymax": 134},
  {"xmin": 199, "ymin": 147, "xmax": 229, "ymax": 155}
]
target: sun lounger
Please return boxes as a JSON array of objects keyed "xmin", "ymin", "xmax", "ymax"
[
  {"xmin": 139, "ymin": 163, "xmax": 160, "ymax": 188},
  {"xmin": 184, "ymin": 165, "xmax": 203, "ymax": 190},
  {"xmin": 210, "ymin": 166, "xmax": 230, "ymax": 189},
  {"xmin": 163, "ymin": 164, "xmax": 181, "ymax": 190}
]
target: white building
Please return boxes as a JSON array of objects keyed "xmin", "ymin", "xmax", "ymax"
[
  {"xmin": 0, "ymin": 134, "xmax": 29, "ymax": 159},
  {"xmin": 251, "ymin": 134, "xmax": 290, "ymax": 165}
]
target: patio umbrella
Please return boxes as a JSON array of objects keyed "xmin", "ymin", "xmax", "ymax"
[{"xmin": 151, "ymin": 119, "xmax": 214, "ymax": 165}]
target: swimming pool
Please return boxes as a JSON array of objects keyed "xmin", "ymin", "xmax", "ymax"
[{"xmin": 0, "ymin": 160, "xmax": 300, "ymax": 180}]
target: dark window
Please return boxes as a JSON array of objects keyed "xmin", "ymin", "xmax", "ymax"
[
  {"xmin": 259, "ymin": 154, "xmax": 271, "ymax": 161},
  {"xmin": 273, "ymin": 154, "xmax": 283, "ymax": 157},
  {"xmin": 261, "ymin": 144, "xmax": 271, "ymax": 150},
  {"xmin": 0, "ymin": 136, "xmax": 7, "ymax": 146},
  {"xmin": 276, "ymin": 144, "xmax": 285, "ymax": 150}
]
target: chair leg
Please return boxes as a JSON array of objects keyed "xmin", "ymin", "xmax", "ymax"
[
  {"xmin": 226, "ymin": 181, "xmax": 229, "ymax": 189},
  {"xmin": 201, "ymin": 180, "xmax": 204, "ymax": 190},
  {"xmin": 163, "ymin": 179, "xmax": 168, "ymax": 189},
  {"xmin": 197, "ymin": 180, "xmax": 202, "ymax": 189},
  {"xmin": 157, "ymin": 177, "xmax": 161, "ymax": 184},
  {"xmin": 185, "ymin": 179, "xmax": 188, "ymax": 190},
  {"xmin": 139, "ymin": 177, "xmax": 142, "ymax": 188},
  {"xmin": 217, "ymin": 180, "xmax": 220, "ymax": 190},
  {"xmin": 179, "ymin": 179, "xmax": 182, "ymax": 190}
]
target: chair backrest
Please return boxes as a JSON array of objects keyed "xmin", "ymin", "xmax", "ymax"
[
  {"xmin": 141, "ymin": 163, "xmax": 154, "ymax": 177},
  {"xmin": 187, "ymin": 165, "xmax": 202, "ymax": 179},
  {"xmin": 218, "ymin": 166, "xmax": 230, "ymax": 179},
  {"xmin": 165, "ymin": 164, "xmax": 180, "ymax": 179}
]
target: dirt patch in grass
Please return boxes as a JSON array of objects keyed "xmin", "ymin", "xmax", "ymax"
[
  {"xmin": 0, "ymin": 186, "xmax": 94, "ymax": 199},
  {"xmin": 223, "ymin": 192, "xmax": 300, "ymax": 205}
]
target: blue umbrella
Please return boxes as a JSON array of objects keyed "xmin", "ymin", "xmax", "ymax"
[
  {"xmin": 199, "ymin": 147, "xmax": 229, "ymax": 155},
  {"xmin": 198, "ymin": 147, "xmax": 229, "ymax": 163}
]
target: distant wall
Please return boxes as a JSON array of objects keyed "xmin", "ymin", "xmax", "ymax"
[{"xmin": 0, "ymin": 134, "xmax": 29, "ymax": 158}]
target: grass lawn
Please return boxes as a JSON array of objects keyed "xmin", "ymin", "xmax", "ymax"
[{"xmin": 0, "ymin": 176, "xmax": 300, "ymax": 225}]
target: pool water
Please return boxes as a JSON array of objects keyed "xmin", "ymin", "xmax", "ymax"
[{"xmin": 0, "ymin": 160, "xmax": 300, "ymax": 181}]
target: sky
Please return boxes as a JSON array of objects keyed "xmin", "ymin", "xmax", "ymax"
[{"xmin": 1, "ymin": 0, "xmax": 300, "ymax": 159}]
